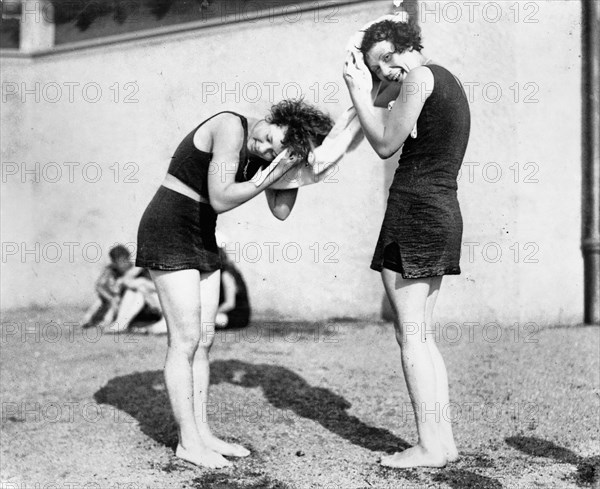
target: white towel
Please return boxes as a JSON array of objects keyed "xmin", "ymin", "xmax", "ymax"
[{"xmin": 269, "ymin": 108, "xmax": 364, "ymax": 189}]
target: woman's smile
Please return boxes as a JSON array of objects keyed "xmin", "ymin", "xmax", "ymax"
[
  {"xmin": 248, "ymin": 121, "xmax": 287, "ymax": 161},
  {"xmin": 366, "ymin": 41, "xmax": 420, "ymax": 83},
  {"xmin": 389, "ymin": 69, "xmax": 406, "ymax": 83}
]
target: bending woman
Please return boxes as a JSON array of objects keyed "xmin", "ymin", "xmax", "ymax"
[
  {"xmin": 344, "ymin": 19, "xmax": 470, "ymax": 468},
  {"xmin": 136, "ymin": 100, "xmax": 332, "ymax": 468}
]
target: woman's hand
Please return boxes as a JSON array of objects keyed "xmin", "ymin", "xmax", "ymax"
[
  {"xmin": 272, "ymin": 148, "xmax": 298, "ymax": 169},
  {"xmin": 208, "ymin": 113, "xmax": 290, "ymax": 213},
  {"xmin": 274, "ymin": 149, "xmax": 302, "ymax": 175},
  {"xmin": 252, "ymin": 148, "xmax": 302, "ymax": 188},
  {"xmin": 343, "ymin": 50, "xmax": 373, "ymax": 94}
]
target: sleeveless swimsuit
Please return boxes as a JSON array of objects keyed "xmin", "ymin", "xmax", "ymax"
[
  {"xmin": 371, "ymin": 65, "xmax": 471, "ymax": 278},
  {"xmin": 136, "ymin": 112, "xmax": 266, "ymax": 272}
]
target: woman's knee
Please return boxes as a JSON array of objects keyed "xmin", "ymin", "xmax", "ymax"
[
  {"xmin": 198, "ymin": 321, "xmax": 216, "ymax": 348},
  {"xmin": 168, "ymin": 333, "xmax": 200, "ymax": 358},
  {"xmin": 394, "ymin": 319, "xmax": 425, "ymax": 346},
  {"xmin": 167, "ymin": 318, "xmax": 203, "ymax": 356}
]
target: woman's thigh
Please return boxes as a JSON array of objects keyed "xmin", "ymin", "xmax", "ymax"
[
  {"xmin": 200, "ymin": 270, "xmax": 221, "ymax": 323},
  {"xmin": 381, "ymin": 267, "xmax": 431, "ymax": 319},
  {"xmin": 150, "ymin": 269, "xmax": 204, "ymax": 343}
]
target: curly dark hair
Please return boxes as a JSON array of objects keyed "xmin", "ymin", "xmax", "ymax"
[
  {"xmin": 266, "ymin": 99, "xmax": 333, "ymax": 160},
  {"xmin": 108, "ymin": 244, "xmax": 130, "ymax": 262},
  {"xmin": 359, "ymin": 19, "xmax": 423, "ymax": 60}
]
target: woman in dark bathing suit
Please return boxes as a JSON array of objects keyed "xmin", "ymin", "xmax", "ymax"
[
  {"xmin": 136, "ymin": 100, "xmax": 332, "ymax": 468},
  {"xmin": 344, "ymin": 18, "xmax": 470, "ymax": 468}
]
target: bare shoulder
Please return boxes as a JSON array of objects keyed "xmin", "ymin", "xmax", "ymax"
[
  {"xmin": 405, "ymin": 65, "xmax": 434, "ymax": 86},
  {"xmin": 402, "ymin": 65, "xmax": 435, "ymax": 102},
  {"xmin": 195, "ymin": 112, "xmax": 245, "ymax": 152},
  {"xmin": 211, "ymin": 112, "xmax": 244, "ymax": 137}
]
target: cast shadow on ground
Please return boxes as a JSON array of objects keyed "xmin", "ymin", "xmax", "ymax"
[
  {"xmin": 94, "ymin": 359, "xmax": 410, "ymax": 454},
  {"xmin": 94, "ymin": 362, "xmax": 506, "ymax": 487},
  {"xmin": 506, "ymin": 436, "xmax": 599, "ymax": 486},
  {"xmin": 431, "ymin": 469, "xmax": 503, "ymax": 489},
  {"xmin": 190, "ymin": 473, "xmax": 290, "ymax": 489},
  {"xmin": 94, "ymin": 370, "xmax": 177, "ymax": 446},
  {"xmin": 209, "ymin": 359, "xmax": 409, "ymax": 453}
]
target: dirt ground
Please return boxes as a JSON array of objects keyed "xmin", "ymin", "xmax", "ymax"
[{"xmin": 1, "ymin": 306, "xmax": 599, "ymax": 488}]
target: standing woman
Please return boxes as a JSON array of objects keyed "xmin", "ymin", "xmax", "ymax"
[
  {"xmin": 136, "ymin": 100, "xmax": 332, "ymax": 468},
  {"xmin": 344, "ymin": 19, "xmax": 470, "ymax": 468}
]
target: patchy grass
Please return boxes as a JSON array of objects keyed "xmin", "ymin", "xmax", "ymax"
[{"xmin": 1, "ymin": 306, "xmax": 599, "ymax": 488}]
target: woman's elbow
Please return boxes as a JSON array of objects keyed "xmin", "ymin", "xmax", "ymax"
[
  {"xmin": 209, "ymin": 197, "xmax": 230, "ymax": 214},
  {"xmin": 371, "ymin": 137, "xmax": 404, "ymax": 159},
  {"xmin": 273, "ymin": 211, "xmax": 290, "ymax": 221},
  {"xmin": 211, "ymin": 203, "xmax": 227, "ymax": 214},
  {"xmin": 271, "ymin": 206, "xmax": 292, "ymax": 221},
  {"xmin": 374, "ymin": 145, "xmax": 396, "ymax": 159}
]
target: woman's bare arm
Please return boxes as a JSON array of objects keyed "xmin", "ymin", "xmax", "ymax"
[
  {"xmin": 207, "ymin": 114, "xmax": 297, "ymax": 214},
  {"xmin": 344, "ymin": 54, "xmax": 434, "ymax": 159}
]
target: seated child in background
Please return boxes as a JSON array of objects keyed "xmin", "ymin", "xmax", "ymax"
[
  {"xmin": 83, "ymin": 244, "xmax": 249, "ymax": 334},
  {"xmin": 82, "ymin": 244, "xmax": 162, "ymax": 332},
  {"xmin": 138, "ymin": 246, "xmax": 251, "ymax": 335}
]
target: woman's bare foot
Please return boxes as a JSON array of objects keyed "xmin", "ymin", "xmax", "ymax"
[
  {"xmin": 203, "ymin": 435, "xmax": 250, "ymax": 458},
  {"xmin": 443, "ymin": 444, "xmax": 459, "ymax": 462},
  {"xmin": 380, "ymin": 445, "xmax": 447, "ymax": 469},
  {"xmin": 440, "ymin": 430, "xmax": 459, "ymax": 462},
  {"xmin": 175, "ymin": 443, "xmax": 232, "ymax": 469}
]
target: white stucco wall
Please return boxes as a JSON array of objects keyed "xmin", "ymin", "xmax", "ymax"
[
  {"xmin": 0, "ymin": 0, "xmax": 584, "ymax": 325},
  {"xmin": 415, "ymin": 0, "xmax": 583, "ymax": 324}
]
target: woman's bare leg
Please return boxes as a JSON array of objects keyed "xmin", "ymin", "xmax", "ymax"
[
  {"xmin": 193, "ymin": 271, "xmax": 250, "ymax": 457},
  {"xmin": 380, "ymin": 268, "xmax": 447, "ymax": 468},
  {"xmin": 191, "ymin": 270, "xmax": 250, "ymax": 457},
  {"xmin": 424, "ymin": 277, "xmax": 459, "ymax": 462},
  {"xmin": 150, "ymin": 269, "xmax": 231, "ymax": 469}
]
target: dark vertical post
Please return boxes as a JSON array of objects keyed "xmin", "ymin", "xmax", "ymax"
[{"xmin": 581, "ymin": 0, "xmax": 600, "ymax": 325}]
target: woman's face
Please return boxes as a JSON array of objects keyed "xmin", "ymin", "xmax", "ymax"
[
  {"xmin": 248, "ymin": 120, "xmax": 287, "ymax": 162},
  {"xmin": 365, "ymin": 40, "xmax": 420, "ymax": 83}
]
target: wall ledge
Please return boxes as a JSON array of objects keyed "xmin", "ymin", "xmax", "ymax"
[{"xmin": 0, "ymin": 0, "xmax": 367, "ymax": 60}]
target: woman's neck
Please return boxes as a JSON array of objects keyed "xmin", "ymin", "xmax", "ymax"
[
  {"xmin": 246, "ymin": 117, "xmax": 261, "ymax": 136},
  {"xmin": 418, "ymin": 50, "xmax": 433, "ymax": 66}
]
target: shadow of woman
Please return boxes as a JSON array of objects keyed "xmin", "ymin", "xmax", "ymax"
[
  {"xmin": 94, "ymin": 369, "xmax": 177, "ymax": 447},
  {"xmin": 210, "ymin": 359, "xmax": 409, "ymax": 453},
  {"xmin": 431, "ymin": 469, "xmax": 503, "ymax": 489},
  {"xmin": 94, "ymin": 360, "xmax": 409, "ymax": 454},
  {"xmin": 506, "ymin": 436, "xmax": 599, "ymax": 486}
]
